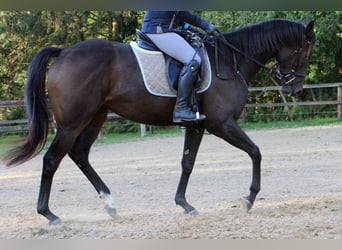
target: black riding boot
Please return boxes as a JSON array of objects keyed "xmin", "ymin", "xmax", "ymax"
[{"xmin": 173, "ymin": 59, "xmax": 206, "ymax": 123}]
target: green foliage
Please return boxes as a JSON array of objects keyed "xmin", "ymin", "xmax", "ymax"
[
  {"xmin": 2, "ymin": 107, "xmax": 25, "ymax": 120},
  {"xmin": 0, "ymin": 11, "xmax": 141, "ymax": 99},
  {"xmin": 0, "ymin": 11, "xmax": 141, "ymax": 121},
  {"xmin": 102, "ymin": 120, "xmax": 138, "ymax": 134}
]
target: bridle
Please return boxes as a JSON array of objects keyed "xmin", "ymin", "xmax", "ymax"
[{"xmin": 209, "ymin": 30, "xmax": 310, "ymax": 87}]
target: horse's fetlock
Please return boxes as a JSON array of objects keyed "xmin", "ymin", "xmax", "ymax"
[
  {"xmin": 37, "ymin": 206, "xmax": 48, "ymax": 216},
  {"xmin": 175, "ymin": 196, "xmax": 185, "ymax": 206}
]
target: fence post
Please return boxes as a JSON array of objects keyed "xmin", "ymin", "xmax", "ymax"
[
  {"xmin": 140, "ymin": 124, "xmax": 146, "ymax": 137},
  {"xmin": 270, "ymin": 77, "xmax": 293, "ymax": 121},
  {"xmin": 242, "ymin": 108, "xmax": 248, "ymax": 123},
  {"xmin": 338, "ymin": 86, "xmax": 342, "ymax": 118}
]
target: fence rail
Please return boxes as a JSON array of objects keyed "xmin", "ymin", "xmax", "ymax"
[
  {"xmin": 247, "ymin": 82, "xmax": 342, "ymax": 110},
  {"xmin": 1, "ymin": 82, "xmax": 341, "ymax": 135},
  {"xmin": 0, "ymin": 100, "xmax": 25, "ymax": 108},
  {"xmin": 243, "ymin": 82, "xmax": 342, "ymax": 122}
]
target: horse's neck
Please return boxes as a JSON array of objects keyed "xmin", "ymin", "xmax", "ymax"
[{"xmin": 237, "ymin": 53, "xmax": 273, "ymax": 83}]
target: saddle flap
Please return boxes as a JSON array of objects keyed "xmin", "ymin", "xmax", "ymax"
[{"xmin": 166, "ymin": 57, "xmax": 182, "ymax": 90}]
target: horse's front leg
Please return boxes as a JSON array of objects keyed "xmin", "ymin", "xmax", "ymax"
[
  {"xmin": 210, "ymin": 119, "xmax": 261, "ymax": 211},
  {"xmin": 175, "ymin": 126, "xmax": 204, "ymax": 215}
]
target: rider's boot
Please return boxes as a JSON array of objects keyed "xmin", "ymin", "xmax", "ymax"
[{"xmin": 173, "ymin": 59, "xmax": 206, "ymax": 123}]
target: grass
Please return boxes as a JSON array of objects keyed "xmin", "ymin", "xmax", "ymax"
[
  {"xmin": 0, "ymin": 134, "xmax": 25, "ymax": 157},
  {"xmin": 1, "ymin": 117, "xmax": 342, "ymax": 157},
  {"xmin": 0, "ymin": 126, "xmax": 183, "ymax": 157},
  {"xmin": 239, "ymin": 117, "xmax": 342, "ymax": 130},
  {"xmin": 94, "ymin": 126, "xmax": 183, "ymax": 145}
]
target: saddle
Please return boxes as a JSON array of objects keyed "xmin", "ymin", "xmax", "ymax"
[{"xmin": 132, "ymin": 29, "xmax": 212, "ymax": 97}]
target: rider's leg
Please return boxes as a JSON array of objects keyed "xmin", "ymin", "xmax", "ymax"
[
  {"xmin": 173, "ymin": 59, "xmax": 206, "ymax": 123},
  {"xmin": 146, "ymin": 33, "xmax": 206, "ymax": 123}
]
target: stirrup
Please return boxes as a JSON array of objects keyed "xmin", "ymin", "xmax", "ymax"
[{"xmin": 173, "ymin": 111, "xmax": 206, "ymax": 124}]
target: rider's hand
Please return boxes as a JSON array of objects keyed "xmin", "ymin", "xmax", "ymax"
[{"xmin": 206, "ymin": 23, "xmax": 215, "ymax": 34}]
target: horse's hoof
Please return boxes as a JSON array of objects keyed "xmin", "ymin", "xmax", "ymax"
[
  {"xmin": 105, "ymin": 205, "xmax": 117, "ymax": 218},
  {"xmin": 240, "ymin": 197, "xmax": 252, "ymax": 212},
  {"xmin": 49, "ymin": 218, "xmax": 63, "ymax": 226},
  {"xmin": 185, "ymin": 209, "xmax": 199, "ymax": 216}
]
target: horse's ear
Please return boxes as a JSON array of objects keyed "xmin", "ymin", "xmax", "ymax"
[{"xmin": 305, "ymin": 21, "xmax": 315, "ymax": 40}]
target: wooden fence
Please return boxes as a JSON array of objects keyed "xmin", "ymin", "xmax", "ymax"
[
  {"xmin": 1, "ymin": 82, "xmax": 341, "ymax": 135},
  {"xmin": 243, "ymin": 82, "xmax": 342, "ymax": 122}
]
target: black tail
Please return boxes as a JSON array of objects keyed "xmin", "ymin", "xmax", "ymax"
[{"xmin": 3, "ymin": 47, "xmax": 62, "ymax": 166}]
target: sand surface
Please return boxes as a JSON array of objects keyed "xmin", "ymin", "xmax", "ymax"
[{"xmin": 0, "ymin": 125, "xmax": 341, "ymax": 239}]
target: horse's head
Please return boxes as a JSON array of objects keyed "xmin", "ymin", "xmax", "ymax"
[{"xmin": 275, "ymin": 21, "xmax": 315, "ymax": 96}]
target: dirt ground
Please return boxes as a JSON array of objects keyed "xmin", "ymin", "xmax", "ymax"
[{"xmin": 0, "ymin": 124, "xmax": 341, "ymax": 239}]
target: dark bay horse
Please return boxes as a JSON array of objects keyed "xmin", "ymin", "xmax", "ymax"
[{"xmin": 3, "ymin": 19, "xmax": 315, "ymax": 225}]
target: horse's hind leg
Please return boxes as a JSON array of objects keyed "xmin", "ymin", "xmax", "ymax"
[
  {"xmin": 175, "ymin": 126, "xmax": 204, "ymax": 215},
  {"xmin": 38, "ymin": 128, "xmax": 78, "ymax": 225},
  {"xmin": 68, "ymin": 108, "xmax": 116, "ymax": 218}
]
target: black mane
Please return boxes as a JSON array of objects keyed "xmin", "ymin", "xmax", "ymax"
[{"xmin": 224, "ymin": 19, "xmax": 309, "ymax": 56}]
